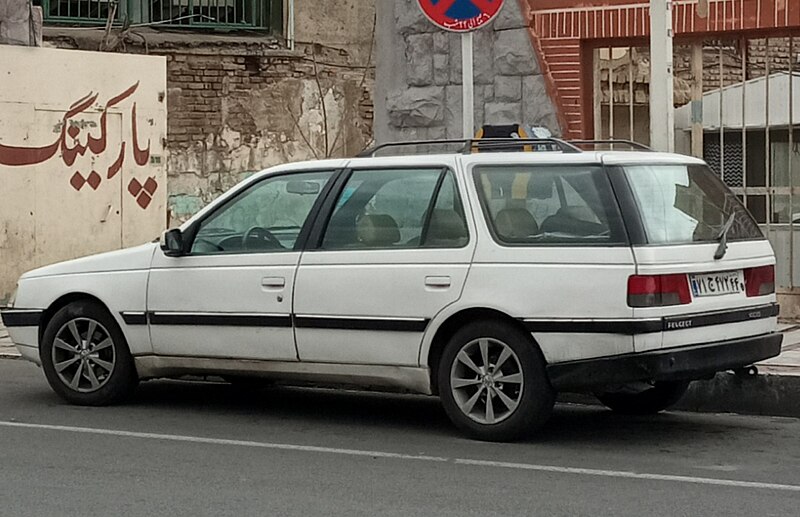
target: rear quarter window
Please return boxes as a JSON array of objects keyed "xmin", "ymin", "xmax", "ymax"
[
  {"xmin": 624, "ymin": 164, "xmax": 763, "ymax": 245},
  {"xmin": 473, "ymin": 165, "xmax": 627, "ymax": 246}
]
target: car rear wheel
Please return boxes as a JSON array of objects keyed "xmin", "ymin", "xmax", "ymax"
[
  {"xmin": 595, "ymin": 381, "xmax": 690, "ymax": 415},
  {"xmin": 438, "ymin": 321, "xmax": 555, "ymax": 442},
  {"xmin": 41, "ymin": 301, "xmax": 138, "ymax": 405}
]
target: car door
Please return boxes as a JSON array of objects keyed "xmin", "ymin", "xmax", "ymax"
[
  {"xmin": 293, "ymin": 164, "xmax": 475, "ymax": 366},
  {"xmin": 465, "ymin": 160, "xmax": 637, "ymax": 365},
  {"xmin": 147, "ymin": 170, "xmax": 336, "ymax": 361}
]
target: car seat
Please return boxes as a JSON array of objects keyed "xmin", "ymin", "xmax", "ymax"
[{"xmin": 540, "ymin": 207, "xmax": 606, "ymax": 236}]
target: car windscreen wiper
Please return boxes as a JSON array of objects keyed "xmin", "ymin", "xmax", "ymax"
[{"xmin": 714, "ymin": 212, "xmax": 737, "ymax": 260}]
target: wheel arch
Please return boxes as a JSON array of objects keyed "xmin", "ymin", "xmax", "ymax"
[
  {"xmin": 424, "ymin": 307, "xmax": 542, "ymax": 395},
  {"xmin": 38, "ymin": 293, "xmax": 113, "ymax": 345}
]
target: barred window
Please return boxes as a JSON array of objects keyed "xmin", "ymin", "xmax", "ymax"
[{"xmin": 35, "ymin": 0, "xmax": 281, "ymax": 31}]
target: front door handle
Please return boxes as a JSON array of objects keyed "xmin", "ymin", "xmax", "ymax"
[
  {"xmin": 425, "ymin": 276, "xmax": 451, "ymax": 288},
  {"xmin": 261, "ymin": 277, "xmax": 286, "ymax": 289}
]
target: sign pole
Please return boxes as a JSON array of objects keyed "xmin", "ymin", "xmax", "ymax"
[
  {"xmin": 416, "ymin": 0, "xmax": 505, "ymax": 139},
  {"xmin": 462, "ymin": 31, "xmax": 474, "ymax": 139}
]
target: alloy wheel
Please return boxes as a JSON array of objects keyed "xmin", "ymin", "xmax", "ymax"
[
  {"xmin": 449, "ymin": 337, "xmax": 524, "ymax": 425},
  {"xmin": 51, "ymin": 318, "xmax": 116, "ymax": 393}
]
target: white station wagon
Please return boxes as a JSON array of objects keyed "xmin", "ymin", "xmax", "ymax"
[{"xmin": 1, "ymin": 139, "xmax": 783, "ymax": 441}]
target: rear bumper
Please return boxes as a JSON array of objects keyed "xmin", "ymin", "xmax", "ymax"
[{"xmin": 548, "ymin": 332, "xmax": 783, "ymax": 390}]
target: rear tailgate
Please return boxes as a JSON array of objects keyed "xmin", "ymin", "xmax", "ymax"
[
  {"xmin": 615, "ymin": 160, "xmax": 780, "ymax": 354},
  {"xmin": 632, "ymin": 240, "xmax": 778, "ymax": 352}
]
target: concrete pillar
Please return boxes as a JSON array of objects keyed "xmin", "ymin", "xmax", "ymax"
[
  {"xmin": 649, "ymin": 0, "xmax": 675, "ymax": 152},
  {"xmin": 0, "ymin": 0, "xmax": 41, "ymax": 46}
]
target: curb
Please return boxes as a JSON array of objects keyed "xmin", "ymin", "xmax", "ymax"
[
  {"xmin": 676, "ymin": 371, "xmax": 800, "ymax": 418},
  {"xmin": 558, "ymin": 371, "xmax": 800, "ymax": 419}
]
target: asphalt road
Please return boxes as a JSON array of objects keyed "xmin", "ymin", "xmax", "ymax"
[{"xmin": 1, "ymin": 359, "xmax": 799, "ymax": 517}]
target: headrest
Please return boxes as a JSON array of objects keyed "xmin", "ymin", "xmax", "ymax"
[
  {"xmin": 356, "ymin": 214, "xmax": 401, "ymax": 247},
  {"xmin": 494, "ymin": 208, "xmax": 539, "ymax": 238}
]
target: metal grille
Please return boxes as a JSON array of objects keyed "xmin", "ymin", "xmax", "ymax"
[
  {"xmin": 591, "ymin": 33, "xmax": 800, "ymax": 290},
  {"xmin": 34, "ymin": 0, "xmax": 281, "ymax": 29},
  {"xmin": 704, "ymin": 135, "xmax": 743, "ymax": 187}
]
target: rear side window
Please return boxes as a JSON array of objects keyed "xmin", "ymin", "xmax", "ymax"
[
  {"xmin": 474, "ymin": 165, "xmax": 627, "ymax": 245},
  {"xmin": 624, "ymin": 164, "xmax": 763, "ymax": 245}
]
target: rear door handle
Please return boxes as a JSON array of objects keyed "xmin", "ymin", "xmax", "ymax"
[
  {"xmin": 261, "ymin": 277, "xmax": 286, "ymax": 289},
  {"xmin": 425, "ymin": 276, "xmax": 451, "ymax": 288}
]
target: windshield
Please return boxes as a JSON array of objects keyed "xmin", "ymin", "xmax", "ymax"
[{"xmin": 624, "ymin": 164, "xmax": 763, "ymax": 245}]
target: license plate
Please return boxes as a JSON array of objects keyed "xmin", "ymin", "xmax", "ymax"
[{"xmin": 689, "ymin": 270, "xmax": 745, "ymax": 298}]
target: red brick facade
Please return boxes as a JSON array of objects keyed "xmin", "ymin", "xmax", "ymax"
[{"xmin": 524, "ymin": 0, "xmax": 800, "ymax": 138}]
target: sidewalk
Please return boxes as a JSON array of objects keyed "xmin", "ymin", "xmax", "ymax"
[
  {"xmin": 757, "ymin": 323, "xmax": 800, "ymax": 376},
  {"xmin": 2, "ymin": 320, "xmax": 800, "ymax": 417},
  {"xmin": 0, "ymin": 322, "xmax": 16, "ymax": 359}
]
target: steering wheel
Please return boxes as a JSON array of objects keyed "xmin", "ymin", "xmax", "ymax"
[{"xmin": 243, "ymin": 226, "xmax": 283, "ymax": 251}]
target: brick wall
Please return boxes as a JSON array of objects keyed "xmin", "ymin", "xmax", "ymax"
[{"xmin": 161, "ymin": 43, "xmax": 374, "ymax": 222}]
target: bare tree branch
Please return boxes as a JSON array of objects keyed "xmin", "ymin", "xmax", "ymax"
[
  {"xmin": 310, "ymin": 46, "xmax": 330, "ymax": 157},
  {"xmin": 330, "ymin": 11, "xmax": 377, "ymax": 157},
  {"xmin": 284, "ymin": 104, "xmax": 320, "ymax": 160}
]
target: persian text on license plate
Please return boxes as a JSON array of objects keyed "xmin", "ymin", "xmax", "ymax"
[{"xmin": 689, "ymin": 270, "xmax": 745, "ymax": 298}]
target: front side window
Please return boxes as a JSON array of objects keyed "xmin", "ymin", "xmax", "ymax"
[
  {"xmin": 624, "ymin": 164, "xmax": 763, "ymax": 245},
  {"xmin": 191, "ymin": 171, "xmax": 333, "ymax": 254},
  {"xmin": 322, "ymin": 168, "xmax": 468, "ymax": 250},
  {"xmin": 474, "ymin": 165, "xmax": 626, "ymax": 245}
]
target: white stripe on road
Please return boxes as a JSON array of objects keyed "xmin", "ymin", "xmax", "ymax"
[
  {"xmin": 0, "ymin": 420, "xmax": 448, "ymax": 463},
  {"xmin": 2, "ymin": 419, "xmax": 799, "ymax": 493},
  {"xmin": 454, "ymin": 459, "xmax": 800, "ymax": 492}
]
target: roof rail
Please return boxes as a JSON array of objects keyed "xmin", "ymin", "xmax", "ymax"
[
  {"xmin": 357, "ymin": 138, "xmax": 583, "ymax": 158},
  {"xmin": 569, "ymin": 139, "xmax": 653, "ymax": 151}
]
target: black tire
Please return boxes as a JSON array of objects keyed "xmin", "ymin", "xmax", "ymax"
[
  {"xmin": 41, "ymin": 300, "xmax": 138, "ymax": 405},
  {"xmin": 437, "ymin": 320, "xmax": 555, "ymax": 442},
  {"xmin": 595, "ymin": 381, "xmax": 690, "ymax": 415}
]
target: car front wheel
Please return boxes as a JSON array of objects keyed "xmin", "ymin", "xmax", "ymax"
[
  {"xmin": 438, "ymin": 321, "xmax": 555, "ymax": 442},
  {"xmin": 41, "ymin": 301, "xmax": 138, "ymax": 405}
]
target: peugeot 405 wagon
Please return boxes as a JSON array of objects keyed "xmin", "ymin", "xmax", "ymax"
[{"xmin": 1, "ymin": 139, "xmax": 783, "ymax": 441}]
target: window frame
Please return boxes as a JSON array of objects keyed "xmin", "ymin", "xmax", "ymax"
[
  {"xmin": 471, "ymin": 163, "xmax": 630, "ymax": 248},
  {"xmin": 183, "ymin": 168, "xmax": 340, "ymax": 257},
  {"xmin": 307, "ymin": 165, "xmax": 471, "ymax": 252}
]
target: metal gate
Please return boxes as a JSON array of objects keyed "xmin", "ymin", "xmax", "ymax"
[{"xmin": 592, "ymin": 35, "xmax": 800, "ymax": 314}]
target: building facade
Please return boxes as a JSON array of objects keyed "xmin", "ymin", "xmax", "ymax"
[{"xmin": 35, "ymin": 0, "xmax": 376, "ymax": 223}]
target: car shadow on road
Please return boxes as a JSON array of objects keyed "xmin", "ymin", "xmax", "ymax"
[
  {"xmin": 120, "ymin": 378, "xmax": 766, "ymax": 446},
  {"xmin": 131, "ymin": 378, "xmax": 457, "ymax": 436}
]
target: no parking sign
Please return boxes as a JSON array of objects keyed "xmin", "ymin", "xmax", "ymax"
[
  {"xmin": 417, "ymin": 0, "xmax": 504, "ymax": 32},
  {"xmin": 416, "ymin": 0, "xmax": 506, "ymax": 138}
]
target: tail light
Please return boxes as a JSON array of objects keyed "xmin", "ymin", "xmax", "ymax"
[
  {"xmin": 744, "ymin": 265, "xmax": 775, "ymax": 297},
  {"xmin": 628, "ymin": 274, "xmax": 691, "ymax": 307}
]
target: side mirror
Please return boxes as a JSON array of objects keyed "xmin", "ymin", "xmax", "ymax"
[{"xmin": 160, "ymin": 228, "xmax": 185, "ymax": 257}]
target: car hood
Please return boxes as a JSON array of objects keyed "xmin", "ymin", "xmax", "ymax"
[{"xmin": 21, "ymin": 243, "xmax": 159, "ymax": 279}]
